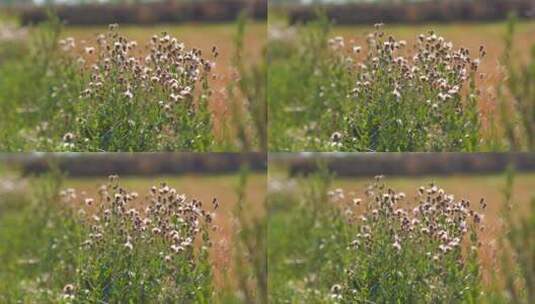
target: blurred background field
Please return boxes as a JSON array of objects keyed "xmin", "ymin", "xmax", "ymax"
[
  {"xmin": 268, "ymin": 153, "xmax": 535, "ymax": 298},
  {"xmin": 0, "ymin": 153, "xmax": 267, "ymax": 302},
  {"xmin": 0, "ymin": 0, "xmax": 267, "ymax": 151},
  {"xmin": 274, "ymin": 0, "xmax": 534, "ymax": 24},
  {"xmin": 268, "ymin": 1, "xmax": 535, "ymax": 151}
]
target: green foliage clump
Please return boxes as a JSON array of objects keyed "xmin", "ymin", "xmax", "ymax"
[
  {"xmin": 268, "ymin": 169, "xmax": 355, "ymax": 303},
  {"xmin": 486, "ymin": 170, "xmax": 535, "ymax": 304},
  {"xmin": 0, "ymin": 170, "xmax": 82, "ymax": 303}
]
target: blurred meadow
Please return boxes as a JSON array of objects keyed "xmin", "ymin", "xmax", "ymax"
[
  {"xmin": 0, "ymin": 154, "xmax": 267, "ymax": 303},
  {"xmin": 0, "ymin": 0, "xmax": 267, "ymax": 151},
  {"xmin": 268, "ymin": 154, "xmax": 535, "ymax": 303},
  {"xmin": 268, "ymin": 3, "xmax": 535, "ymax": 151}
]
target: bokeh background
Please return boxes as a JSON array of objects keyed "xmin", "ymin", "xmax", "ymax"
[
  {"xmin": 269, "ymin": 152, "xmax": 535, "ymax": 287},
  {"xmin": 0, "ymin": 152, "xmax": 266, "ymax": 294},
  {"xmin": 0, "ymin": 0, "xmax": 267, "ymax": 148},
  {"xmin": 268, "ymin": 0, "xmax": 535, "ymax": 150}
]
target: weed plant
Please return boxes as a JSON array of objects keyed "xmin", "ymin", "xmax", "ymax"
[
  {"xmin": 0, "ymin": 15, "xmax": 224, "ymax": 151},
  {"xmin": 268, "ymin": 169, "xmax": 355, "ymax": 303},
  {"xmin": 331, "ymin": 176, "xmax": 483, "ymax": 303},
  {"xmin": 0, "ymin": 173, "xmax": 217, "ymax": 303},
  {"xmin": 232, "ymin": 168, "xmax": 268, "ymax": 303},
  {"xmin": 269, "ymin": 172, "xmax": 485, "ymax": 303},
  {"xmin": 269, "ymin": 18, "xmax": 483, "ymax": 151}
]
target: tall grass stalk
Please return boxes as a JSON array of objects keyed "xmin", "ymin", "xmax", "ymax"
[
  {"xmin": 223, "ymin": 12, "xmax": 267, "ymax": 152},
  {"xmin": 498, "ymin": 13, "xmax": 535, "ymax": 151},
  {"xmin": 493, "ymin": 169, "xmax": 535, "ymax": 303},
  {"xmin": 226, "ymin": 166, "xmax": 267, "ymax": 304}
]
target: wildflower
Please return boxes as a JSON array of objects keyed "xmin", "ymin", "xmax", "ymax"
[
  {"xmin": 392, "ymin": 88, "xmax": 401, "ymax": 100},
  {"xmin": 124, "ymin": 241, "xmax": 133, "ymax": 251},
  {"xmin": 392, "ymin": 240, "xmax": 401, "ymax": 252},
  {"xmin": 85, "ymin": 47, "xmax": 95, "ymax": 55},
  {"xmin": 170, "ymin": 244, "xmax": 184, "ymax": 254},
  {"xmin": 124, "ymin": 90, "xmax": 133, "ymax": 99},
  {"xmin": 170, "ymin": 93, "xmax": 182, "ymax": 102},
  {"xmin": 331, "ymin": 283, "xmax": 342, "ymax": 294},
  {"xmin": 330, "ymin": 131, "xmax": 343, "ymax": 143},
  {"xmin": 448, "ymin": 86, "xmax": 459, "ymax": 95},
  {"xmin": 63, "ymin": 132, "xmax": 75, "ymax": 143},
  {"xmin": 479, "ymin": 198, "xmax": 487, "ymax": 209},
  {"xmin": 439, "ymin": 244, "xmax": 451, "ymax": 253},
  {"xmin": 163, "ymin": 104, "xmax": 172, "ymax": 113},
  {"xmin": 85, "ymin": 198, "xmax": 94, "ymax": 206},
  {"xmin": 63, "ymin": 284, "xmax": 75, "ymax": 294},
  {"xmin": 474, "ymin": 212, "xmax": 483, "ymax": 224},
  {"xmin": 128, "ymin": 41, "xmax": 137, "ymax": 49}
]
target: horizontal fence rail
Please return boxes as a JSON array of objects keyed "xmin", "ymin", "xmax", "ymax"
[
  {"xmin": 5, "ymin": 0, "xmax": 266, "ymax": 25},
  {"xmin": 0, "ymin": 153, "xmax": 266, "ymax": 176},
  {"xmin": 282, "ymin": 0, "xmax": 535, "ymax": 25},
  {"xmin": 270, "ymin": 153, "xmax": 535, "ymax": 177}
]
